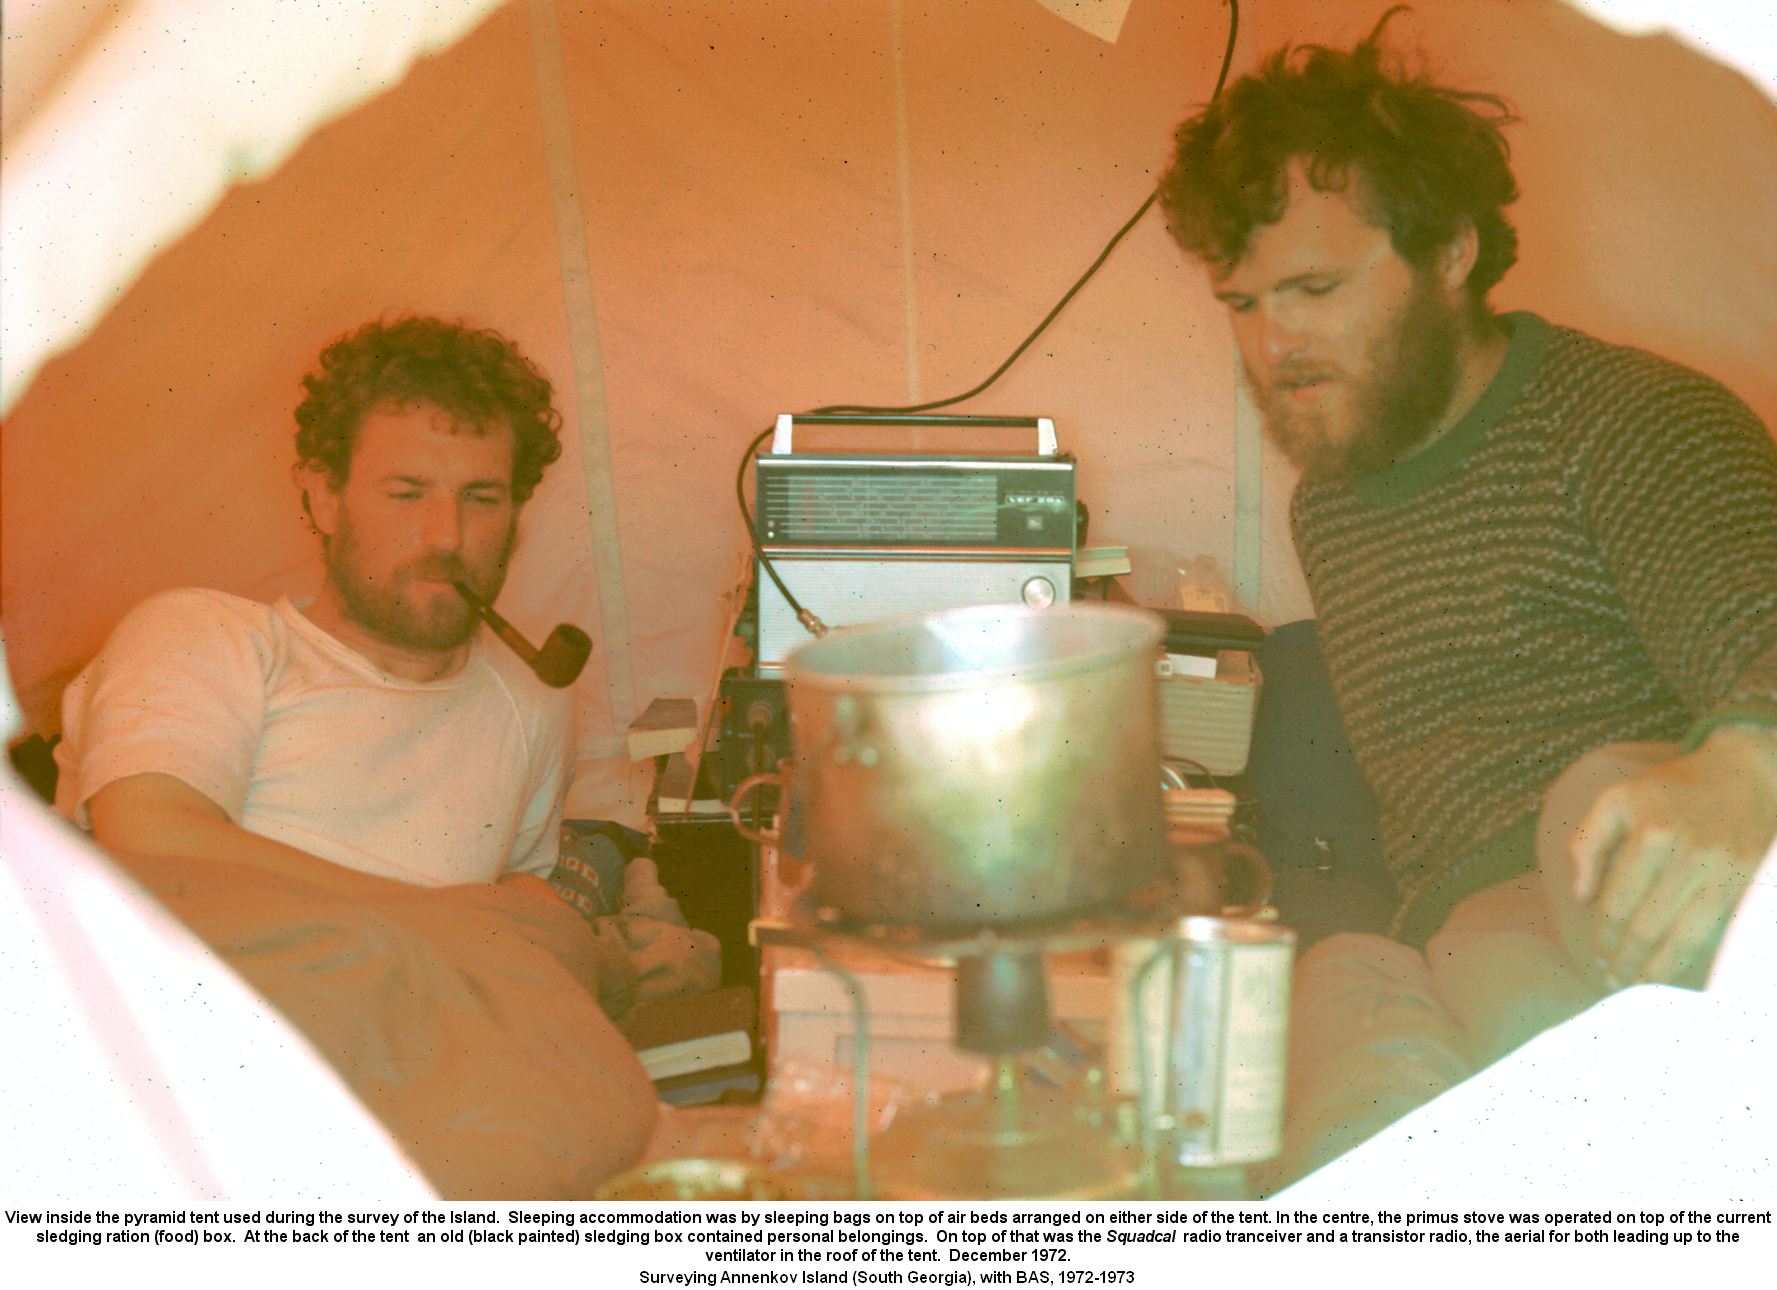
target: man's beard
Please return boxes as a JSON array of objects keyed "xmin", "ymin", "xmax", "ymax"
[
  {"xmin": 325, "ymin": 518, "xmax": 516, "ymax": 653},
  {"xmin": 1253, "ymin": 273, "xmax": 1465, "ymax": 483}
]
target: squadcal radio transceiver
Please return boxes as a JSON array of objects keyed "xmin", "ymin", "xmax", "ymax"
[{"xmin": 752, "ymin": 414, "xmax": 1077, "ymax": 673}]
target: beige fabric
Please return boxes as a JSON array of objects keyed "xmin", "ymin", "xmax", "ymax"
[
  {"xmin": 1273, "ymin": 741, "xmax": 1683, "ymax": 1191},
  {"xmin": 1265, "ymin": 932, "xmax": 1474, "ymax": 1189},
  {"xmin": 4, "ymin": 761, "xmax": 435, "ymax": 1203},
  {"xmin": 112, "ymin": 848, "xmax": 658, "ymax": 1200},
  {"xmin": 1424, "ymin": 877, "xmax": 1600, "ymax": 1066},
  {"xmin": 1423, "ymin": 742, "xmax": 1682, "ymax": 1065},
  {"xmin": 1274, "ymin": 842, "xmax": 1777, "ymax": 1206}
]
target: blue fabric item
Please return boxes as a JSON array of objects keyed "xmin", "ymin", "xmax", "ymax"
[
  {"xmin": 553, "ymin": 820, "xmax": 649, "ymax": 918},
  {"xmin": 1248, "ymin": 620, "xmax": 1397, "ymax": 947}
]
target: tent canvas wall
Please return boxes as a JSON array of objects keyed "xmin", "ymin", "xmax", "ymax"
[{"xmin": 6, "ymin": 0, "xmax": 1776, "ymax": 825}]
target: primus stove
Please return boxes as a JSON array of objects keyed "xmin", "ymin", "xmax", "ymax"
[{"xmin": 736, "ymin": 603, "xmax": 1294, "ymax": 1199}]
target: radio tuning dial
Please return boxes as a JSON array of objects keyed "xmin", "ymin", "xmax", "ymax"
[{"xmin": 1021, "ymin": 576, "xmax": 1057, "ymax": 609}]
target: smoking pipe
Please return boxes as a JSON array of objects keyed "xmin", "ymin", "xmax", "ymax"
[{"xmin": 452, "ymin": 580, "xmax": 593, "ymax": 688}]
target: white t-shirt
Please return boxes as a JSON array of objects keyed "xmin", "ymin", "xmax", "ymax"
[{"xmin": 55, "ymin": 588, "xmax": 570, "ymax": 886}]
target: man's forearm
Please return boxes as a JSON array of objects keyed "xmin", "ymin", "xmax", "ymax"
[
  {"xmin": 89, "ymin": 772, "xmax": 634, "ymax": 1011},
  {"xmin": 88, "ymin": 771, "xmax": 415, "ymax": 902}
]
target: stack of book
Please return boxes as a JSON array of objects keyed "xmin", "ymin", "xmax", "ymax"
[
  {"xmin": 653, "ymin": 751, "xmax": 728, "ymax": 816},
  {"xmin": 1074, "ymin": 543, "xmax": 1131, "ymax": 579},
  {"xmin": 627, "ymin": 697, "xmax": 699, "ymax": 760},
  {"xmin": 1153, "ymin": 609, "xmax": 1266, "ymax": 778},
  {"xmin": 620, "ymin": 984, "xmax": 761, "ymax": 1107},
  {"xmin": 1156, "ymin": 608, "xmax": 1265, "ymax": 656}
]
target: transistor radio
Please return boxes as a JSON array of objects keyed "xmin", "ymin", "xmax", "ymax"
[{"xmin": 753, "ymin": 414, "xmax": 1077, "ymax": 672}]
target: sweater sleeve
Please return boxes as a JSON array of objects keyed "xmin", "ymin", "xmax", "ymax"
[{"xmin": 1568, "ymin": 362, "xmax": 1777, "ymax": 741}]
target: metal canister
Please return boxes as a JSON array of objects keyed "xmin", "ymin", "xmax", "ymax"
[{"xmin": 1108, "ymin": 917, "xmax": 1295, "ymax": 1167}]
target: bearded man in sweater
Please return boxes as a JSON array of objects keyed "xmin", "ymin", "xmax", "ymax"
[{"xmin": 1157, "ymin": 16, "xmax": 1777, "ymax": 1101}]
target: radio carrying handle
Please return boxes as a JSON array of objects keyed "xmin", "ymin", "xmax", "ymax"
[{"xmin": 770, "ymin": 413, "xmax": 1059, "ymax": 457}]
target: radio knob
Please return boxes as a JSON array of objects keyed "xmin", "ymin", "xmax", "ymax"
[{"xmin": 1021, "ymin": 576, "xmax": 1057, "ymax": 608}]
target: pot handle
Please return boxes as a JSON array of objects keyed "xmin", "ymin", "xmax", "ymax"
[
  {"xmin": 728, "ymin": 770, "xmax": 787, "ymax": 848},
  {"xmin": 1218, "ymin": 842, "xmax": 1274, "ymax": 918}
]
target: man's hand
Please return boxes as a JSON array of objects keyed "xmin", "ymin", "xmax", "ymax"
[
  {"xmin": 1570, "ymin": 725, "xmax": 1777, "ymax": 987},
  {"xmin": 439, "ymin": 873, "xmax": 639, "ymax": 1017},
  {"xmin": 617, "ymin": 913, "xmax": 721, "ymax": 1002}
]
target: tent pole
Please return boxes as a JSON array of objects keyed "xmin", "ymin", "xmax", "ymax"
[
  {"xmin": 891, "ymin": 0, "xmax": 922, "ymax": 404},
  {"xmin": 525, "ymin": 0, "xmax": 638, "ymax": 733},
  {"xmin": 1232, "ymin": 344, "xmax": 1263, "ymax": 616}
]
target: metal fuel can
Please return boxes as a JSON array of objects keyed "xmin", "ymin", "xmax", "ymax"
[{"xmin": 1108, "ymin": 916, "xmax": 1294, "ymax": 1168}]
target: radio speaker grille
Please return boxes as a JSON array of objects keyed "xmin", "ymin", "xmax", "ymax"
[{"xmin": 761, "ymin": 471, "xmax": 998, "ymax": 543}]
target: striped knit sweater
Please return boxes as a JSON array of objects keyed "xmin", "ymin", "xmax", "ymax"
[{"xmin": 1290, "ymin": 313, "xmax": 1777, "ymax": 943}]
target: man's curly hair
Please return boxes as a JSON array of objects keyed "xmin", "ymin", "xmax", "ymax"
[
  {"xmin": 295, "ymin": 316, "xmax": 563, "ymax": 503},
  {"xmin": 1159, "ymin": 7, "xmax": 1519, "ymax": 307}
]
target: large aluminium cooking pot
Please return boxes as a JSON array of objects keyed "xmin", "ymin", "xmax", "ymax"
[{"xmin": 733, "ymin": 602, "xmax": 1170, "ymax": 931}]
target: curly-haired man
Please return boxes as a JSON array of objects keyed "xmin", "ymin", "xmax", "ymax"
[
  {"xmin": 57, "ymin": 317, "xmax": 580, "ymax": 893},
  {"xmin": 1160, "ymin": 10, "xmax": 1777, "ymax": 1069},
  {"xmin": 49, "ymin": 316, "xmax": 669, "ymax": 1193}
]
